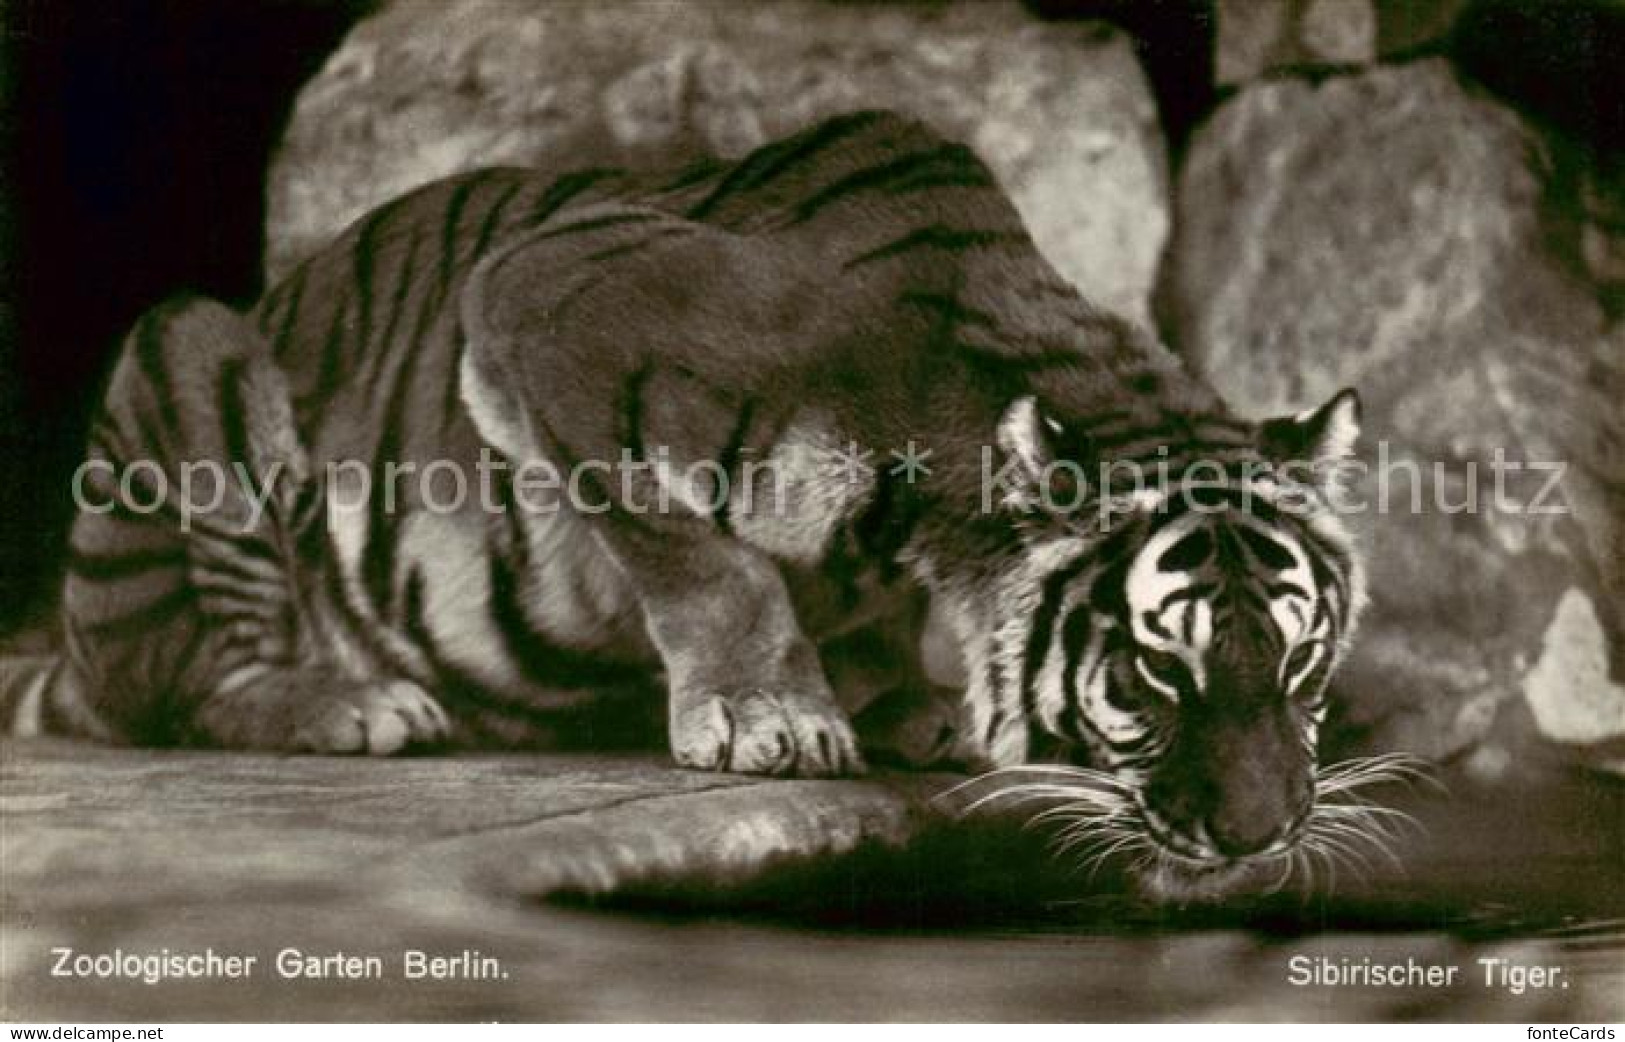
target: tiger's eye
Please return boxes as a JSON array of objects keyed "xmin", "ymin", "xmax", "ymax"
[{"xmin": 1135, "ymin": 648, "xmax": 1190, "ymax": 699}]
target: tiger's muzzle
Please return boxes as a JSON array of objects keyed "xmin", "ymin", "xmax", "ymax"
[{"xmin": 1142, "ymin": 699, "xmax": 1315, "ymax": 862}]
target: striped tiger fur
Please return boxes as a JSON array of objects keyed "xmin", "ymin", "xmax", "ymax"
[{"xmin": 12, "ymin": 111, "xmax": 1371, "ymax": 898}]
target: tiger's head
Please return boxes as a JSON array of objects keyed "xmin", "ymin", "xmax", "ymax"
[{"xmin": 938, "ymin": 388, "xmax": 1384, "ymax": 903}]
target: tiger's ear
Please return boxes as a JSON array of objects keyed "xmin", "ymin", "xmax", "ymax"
[
  {"xmin": 1258, "ymin": 388, "xmax": 1361, "ymax": 471},
  {"xmin": 995, "ymin": 396, "xmax": 1091, "ymax": 512}
]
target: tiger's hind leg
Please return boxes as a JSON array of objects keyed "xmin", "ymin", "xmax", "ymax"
[
  {"xmin": 820, "ymin": 610, "xmax": 964, "ymax": 770},
  {"xmin": 62, "ymin": 295, "xmax": 451, "ymax": 753}
]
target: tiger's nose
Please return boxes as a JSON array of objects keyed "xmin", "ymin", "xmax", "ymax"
[{"xmin": 1206, "ymin": 805, "xmax": 1297, "ymax": 856}]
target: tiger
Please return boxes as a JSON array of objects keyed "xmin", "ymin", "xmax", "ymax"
[{"xmin": 7, "ymin": 110, "xmax": 1375, "ymax": 901}]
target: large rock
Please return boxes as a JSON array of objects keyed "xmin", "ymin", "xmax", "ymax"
[
  {"xmin": 1161, "ymin": 59, "xmax": 1625, "ymax": 780},
  {"xmin": 265, "ymin": 0, "xmax": 1168, "ymax": 324}
]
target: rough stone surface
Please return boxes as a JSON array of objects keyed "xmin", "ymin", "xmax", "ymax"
[
  {"xmin": 1524, "ymin": 590, "xmax": 1625, "ymax": 748},
  {"xmin": 5, "ymin": 739, "xmax": 1623, "ymax": 1021},
  {"xmin": 1216, "ymin": 0, "xmax": 1469, "ymax": 85},
  {"xmin": 264, "ymin": 0, "xmax": 1168, "ymax": 324},
  {"xmin": 1162, "ymin": 59, "xmax": 1625, "ymax": 779}
]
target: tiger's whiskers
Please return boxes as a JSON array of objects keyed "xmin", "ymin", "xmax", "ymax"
[
  {"xmin": 940, "ymin": 753, "xmax": 1439, "ymax": 899},
  {"xmin": 941, "ymin": 765, "xmax": 1148, "ymax": 883},
  {"xmin": 1292, "ymin": 753, "xmax": 1438, "ymax": 892}
]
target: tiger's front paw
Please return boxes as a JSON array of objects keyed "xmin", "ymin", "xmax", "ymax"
[
  {"xmin": 670, "ymin": 684, "xmax": 865, "ymax": 778},
  {"xmin": 290, "ymin": 680, "xmax": 452, "ymax": 755}
]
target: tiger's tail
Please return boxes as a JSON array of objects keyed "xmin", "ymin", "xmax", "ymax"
[
  {"xmin": 0, "ymin": 626, "xmax": 113, "ymax": 741},
  {"xmin": 1, "ymin": 639, "xmax": 58, "ymax": 737}
]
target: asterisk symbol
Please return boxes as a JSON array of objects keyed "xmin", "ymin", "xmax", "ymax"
[
  {"xmin": 821, "ymin": 440, "xmax": 875, "ymax": 485},
  {"xmin": 889, "ymin": 440, "xmax": 934, "ymax": 484}
]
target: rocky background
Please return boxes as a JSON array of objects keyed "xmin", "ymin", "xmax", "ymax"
[
  {"xmin": 1164, "ymin": 0, "xmax": 1624, "ymax": 782},
  {"xmin": 263, "ymin": 0, "xmax": 1624, "ymax": 788}
]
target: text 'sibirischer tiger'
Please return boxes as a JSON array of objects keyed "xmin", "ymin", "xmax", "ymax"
[{"xmin": 13, "ymin": 111, "xmax": 1384, "ymax": 900}]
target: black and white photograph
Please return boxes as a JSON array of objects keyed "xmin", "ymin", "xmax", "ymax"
[{"xmin": 1, "ymin": 0, "xmax": 1622, "ymax": 1026}]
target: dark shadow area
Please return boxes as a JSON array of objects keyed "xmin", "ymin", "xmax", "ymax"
[
  {"xmin": 0, "ymin": 0, "xmax": 368, "ymax": 630},
  {"xmin": 1025, "ymin": 0, "xmax": 1216, "ymax": 165},
  {"xmin": 1452, "ymin": 0, "xmax": 1625, "ymax": 159}
]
